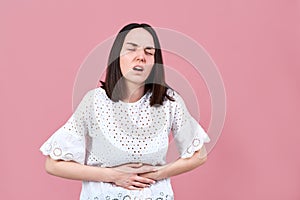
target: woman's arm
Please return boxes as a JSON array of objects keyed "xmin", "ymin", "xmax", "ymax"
[
  {"xmin": 45, "ymin": 156, "xmax": 112, "ymax": 182},
  {"xmin": 139, "ymin": 145, "xmax": 208, "ymax": 180},
  {"xmin": 45, "ymin": 156, "xmax": 156, "ymax": 190}
]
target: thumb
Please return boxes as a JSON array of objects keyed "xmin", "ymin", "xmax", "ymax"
[{"xmin": 126, "ymin": 163, "xmax": 143, "ymax": 168}]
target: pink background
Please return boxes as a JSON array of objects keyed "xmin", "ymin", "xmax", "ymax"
[{"xmin": 1, "ymin": 0, "xmax": 299, "ymax": 199}]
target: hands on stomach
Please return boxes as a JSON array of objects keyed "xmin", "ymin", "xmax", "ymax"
[{"xmin": 110, "ymin": 163, "xmax": 164, "ymax": 190}]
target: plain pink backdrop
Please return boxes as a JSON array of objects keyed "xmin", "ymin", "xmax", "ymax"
[{"xmin": 1, "ymin": 0, "xmax": 299, "ymax": 199}]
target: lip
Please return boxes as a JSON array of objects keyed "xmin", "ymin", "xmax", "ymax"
[{"xmin": 132, "ymin": 65, "xmax": 144, "ymax": 72}]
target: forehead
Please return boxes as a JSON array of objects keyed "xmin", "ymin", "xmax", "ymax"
[{"xmin": 123, "ymin": 28, "xmax": 155, "ymax": 47}]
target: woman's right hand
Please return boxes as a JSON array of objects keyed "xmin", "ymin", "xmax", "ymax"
[{"xmin": 110, "ymin": 163, "xmax": 157, "ymax": 190}]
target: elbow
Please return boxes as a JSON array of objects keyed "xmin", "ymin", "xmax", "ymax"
[
  {"xmin": 193, "ymin": 155, "xmax": 207, "ymax": 169},
  {"xmin": 196, "ymin": 146, "xmax": 208, "ymax": 164},
  {"xmin": 45, "ymin": 156, "xmax": 58, "ymax": 175},
  {"xmin": 194, "ymin": 149, "xmax": 208, "ymax": 166},
  {"xmin": 199, "ymin": 155, "xmax": 207, "ymax": 164}
]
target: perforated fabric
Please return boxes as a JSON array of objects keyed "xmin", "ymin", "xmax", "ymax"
[{"xmin": 40, "ymin": 87, "xmax": 210, "ymax": 199}]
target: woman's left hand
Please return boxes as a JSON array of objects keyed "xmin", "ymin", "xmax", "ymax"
[{"xmin": 138, "ymin": 165, "xmax": 165, "ymax": 181}]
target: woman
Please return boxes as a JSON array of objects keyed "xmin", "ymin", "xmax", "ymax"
[{"xmin": 40, "ymin": 23, "xmax": 210, "ymax": 200}]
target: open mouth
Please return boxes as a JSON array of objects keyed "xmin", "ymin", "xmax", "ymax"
[{"xmin": 132, "ymin": 65, "xmax": 144, "ymax": 72}]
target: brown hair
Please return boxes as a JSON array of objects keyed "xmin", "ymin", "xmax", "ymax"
[{"xmin": 100, "ymin": 23, "xmax": 174, "ymax": 106}]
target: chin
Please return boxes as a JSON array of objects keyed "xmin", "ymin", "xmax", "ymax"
[{"xmin": 125, "ymin": 77, "xmax": 148, "ymax": 85}]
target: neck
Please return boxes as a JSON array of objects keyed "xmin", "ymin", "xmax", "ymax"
[{"xmin": 122, "ymin": 81, "xmax": 145, "ymax": 103}]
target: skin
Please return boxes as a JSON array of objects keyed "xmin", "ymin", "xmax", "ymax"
[
  {"xmin": 44, "ymin": 28, "xmax": 208, "ymax": 190},
  {"xmin": 45, "ymin": 147, "xmax": 207, "ymax": 190},
  {"xmin": 119, "ymin": 28, "xmax": 155, "ymax": 103}
]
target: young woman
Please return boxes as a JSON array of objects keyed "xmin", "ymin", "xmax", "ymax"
[{"xmin": 40, "ymin": 23, "xmax": 210, "ymax": 200}]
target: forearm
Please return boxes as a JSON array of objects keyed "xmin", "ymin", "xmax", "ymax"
[
  {"xmin": 142, "ymin": 146, "xmax": 208, "ymax": 180},
  {"xmin": 159, "ymin": 150, "xmax": 207, "ymax": 179},
  {"xmin": 45, "ymin": 156, "xmax": 113, "ymax": 182}
]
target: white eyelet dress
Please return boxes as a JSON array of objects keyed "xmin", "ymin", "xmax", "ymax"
[{"xmin": 40, "ymin": 87, "xmax": 210, "ymax": 200}]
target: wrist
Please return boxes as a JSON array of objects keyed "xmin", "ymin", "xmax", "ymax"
[
  {"xmin": 157, "ymin": 165, "xmax": 169, "ymax": 180},
  {"xmin": 101, "ymin": 167, "xmax": 117, "ymax": 183}
]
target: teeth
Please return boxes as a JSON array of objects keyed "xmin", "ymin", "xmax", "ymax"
[{"xmin": 133, "ymin": 66, "xmax": 143, "ymax": 71}]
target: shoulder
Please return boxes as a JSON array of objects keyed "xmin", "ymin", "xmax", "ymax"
[
  {"xmin": 166, "ymin": 88, "xmax": 184, "ymax": 103},
  {"xmin": 164, "ymin": 88, "xmax": 189, "ymax": 114},
  {"xmin": 84, "ymin": 87, "xmax": 109, "ymax": 100},
  {"xmin": 76, "ymin": 87, "xmax": 110, "ymax": 107}
]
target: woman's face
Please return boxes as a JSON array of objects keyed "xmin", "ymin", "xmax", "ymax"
[{"xmin": 119, "ymin": 28, "xmax": 155, "ymax": 86}]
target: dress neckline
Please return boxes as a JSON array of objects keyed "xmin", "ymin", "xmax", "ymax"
[
  {"xmin": 118, "ymin": 91, "xmax": 150, "ymax": 105},
  {"xmin": 98, "ymin": 87, "xmax": 150, "ymax": 106}
]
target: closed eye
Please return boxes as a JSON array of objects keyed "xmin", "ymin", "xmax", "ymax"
[
  {"xmin": 145, "ymin": 49, "xmax": 155, "ymax": 56},
  {"xmin": 145, "ymin": 51, "xmax": 154, "ymax": 56}
]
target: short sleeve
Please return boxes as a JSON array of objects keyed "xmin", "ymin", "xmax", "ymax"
[
  {"xmin": 170, "ymin": 91, "xmax": 210, "ymax": 159},
  {"xmin": 39, "ymin": 90, "xmax": 94, "ymax": 164}
]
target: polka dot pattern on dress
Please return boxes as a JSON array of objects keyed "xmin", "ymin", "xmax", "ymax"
[{"xmin": 39, "ymin": 87, "xmax": 210, "ymax": 199}]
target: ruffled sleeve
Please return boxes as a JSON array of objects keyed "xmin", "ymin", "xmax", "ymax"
[
  {"xmin": 39, "ymin": 90, "xmax": 94, "ymax": 164},
  {"xmin": 170, "ymin": 91, "xmax": 210, "ymax": 159}
]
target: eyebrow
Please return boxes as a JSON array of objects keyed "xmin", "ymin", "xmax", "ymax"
[{"xmin": 125, "ymin": 42, "xmax": 155, "ymax": 49}]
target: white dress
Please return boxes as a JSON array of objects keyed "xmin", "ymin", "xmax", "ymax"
[{"xmin": 40, "ymin": 87, "xmax": 210, "ymax": 200}]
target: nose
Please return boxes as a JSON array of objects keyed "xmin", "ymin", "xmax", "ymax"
[{"xmin": 135, "ymin": 48, "xmax": 146, "ymax": 62}]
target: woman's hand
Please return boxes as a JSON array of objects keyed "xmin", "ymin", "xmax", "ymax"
[
  {"xmin": 138, "ymin": 165, "xmax": 166, "ymax": 181},
  {"xmin": 141, "ymin": 148, "xmax": 208, "ymax": 182},
  {"xmin": 110, "ymin": 163, "xmax": 157, "ymax": 190}
]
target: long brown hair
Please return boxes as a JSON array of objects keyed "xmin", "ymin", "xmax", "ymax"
[{"xmin": 100, "ymin": 23, "xmax": 174, "ymax": 106}]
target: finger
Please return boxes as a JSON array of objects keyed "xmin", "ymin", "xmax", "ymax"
[
  {"xmin": 134, "ymin": 175, "xmax": 156, "ymax": 184},
  {"xmin": 132, "ymin": 181, "xmax": 150, "ymax": 189},
  {"xmin": 127, "ymin": 185, "xmax": 144, "ymax": 190},
  {"xmin": 140, "ymin": 172, "xmax": 160, "ymax": 181},
  {"xmin": 125, "ymin": 163, "xmax": 143, "ymax": 168}
]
